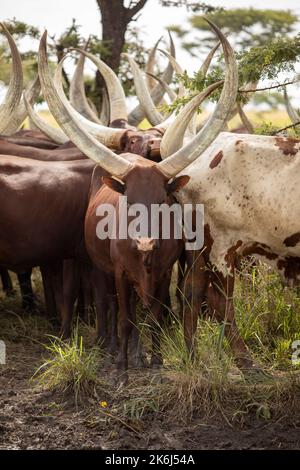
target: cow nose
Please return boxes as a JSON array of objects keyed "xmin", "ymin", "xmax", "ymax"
[
  {"xmin": 135, "ymin": 237, "xmax": 157, "ymax": 252},
  {"xmin": 148, "ymin": 138, "xmax": 161, "ymax": 157}
]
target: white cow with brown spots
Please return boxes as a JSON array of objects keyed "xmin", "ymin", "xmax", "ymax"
[{"xmin": 171, "ymin": 131, "xmax": 300, "ymax": 368}]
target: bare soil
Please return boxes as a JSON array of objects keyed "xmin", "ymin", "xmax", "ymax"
[{"xmin": 1, "ymin": 336, "xmax": 300, "ymax": 450}]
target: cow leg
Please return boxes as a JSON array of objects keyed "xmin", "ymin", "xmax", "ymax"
[
  {"xmin": 77, "ymin": 261, "xmax": 95, "ymax": 323},
  {"xmin": 61, "ymin": 259, "xmax": 81, "ymax": 338},
  {"xmin": 107, "ymin": 287, "xmax": 119, "ymax": 355},
  {"xmin": 17, "ymin": 269, "xmax": 36, "ymax": 312},
  {"xmin": 41, "ymin": 266, "xmax": 57, "ymax": 320},
  {"xmin": 176, "ymin": 250, "xmax": 186, "ymax": 316},
  {"xmin": 150, "ymin": 274, "xmax": 173, "ymax": 368},
  {"xmin": 181, "ymin": 251, "xmax": 208, "ymax": 359},
  {"xmin": 115, "ymin": 272, "xmax": 132, "ymax": 383},
  {"xmin": 93, "ymin": 267, "xmax": 110, "ymax": 348},
  {"xmin": 41, "ymin": 262, "xmax": 67, "ymax": 337},
  {"xmin": 0, "ymin": 268, "xmax": 14, "ymax": 297},
  {"xmin": 129, "ymin": 289, "xmax": 148, "ymax": 368},
  {"xmin": 208, "ymin": 270, "xmax": 254, "ymax": 368}
]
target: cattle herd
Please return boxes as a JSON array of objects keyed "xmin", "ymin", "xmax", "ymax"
[{"xmin": 1, "ymin": 19, "xmax": 300, "ymax": 384}]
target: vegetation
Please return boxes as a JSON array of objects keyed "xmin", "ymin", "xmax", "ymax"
[
  {"xmin": 2, "ymin": 260, "xmax": 298, "ymax": 425},
  {"xmin": 33, "ymin": 328, "xmax": 103, "ymax": 405}
]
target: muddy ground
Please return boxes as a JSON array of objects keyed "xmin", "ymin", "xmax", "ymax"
[{"xmin": 1, "ymin": 336, "xmax": 300, "ymax": 450}]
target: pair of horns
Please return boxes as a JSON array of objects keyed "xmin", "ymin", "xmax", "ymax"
[{"xmin": 38, "ymin": 18, "xmax": 238, "ymax": 179}]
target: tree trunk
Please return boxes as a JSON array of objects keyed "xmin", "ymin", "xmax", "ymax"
[
  {"xmin": 94, "ymin": 1, "xmax": 148, "ymax": 114},
  {"xmin": 96, "ymin": 0, "xmax": 148, "ymax": 72},
  {"xmin": 97, "ymin": 0, "xmax": 128, "ymax": 72}
]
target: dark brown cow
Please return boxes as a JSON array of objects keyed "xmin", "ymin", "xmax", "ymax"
[
  {"xmin": 85, "ymin": 156, "xmax": 189, "ymax": 382},
  {"xmin": 0, "ymin": 138, "xmax": 85, "ymax": 161},
  {"xmin": 0, "ymin": 155, "xmax": 96, "ymax": 335},
  {"xmin": 3, "ymin": 129, "xmax": 60, "ymax": 149}
]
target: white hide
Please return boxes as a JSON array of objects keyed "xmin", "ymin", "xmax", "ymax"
[{"xmin": 176, "ymin": 132, "xmax": 300, "ymax": 277}]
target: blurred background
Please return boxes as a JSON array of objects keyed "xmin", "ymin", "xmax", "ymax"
[{"xmin": 1, "ymin": 0, "xmax": 300, "ymax": 129}]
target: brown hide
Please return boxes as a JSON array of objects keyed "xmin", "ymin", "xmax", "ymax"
[
  {"xmin": 0, "ymin": 138, "xmax": 85, "ymax": 161},
  {"xmin": 0, "ymin": 156, "xmax": 96, "ymax": 271},
  {"xmin": 3, "ymin": 129, "xmax": 60, "ymax": 149}
]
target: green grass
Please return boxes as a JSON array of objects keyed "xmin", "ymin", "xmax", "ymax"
[
  {"xmin": 234, "ymin": 261, "xmax": 300, "ymax": 369},
  {"xmin": 32, "ymin": 326, "xmax": 103, "ymax": 405}
]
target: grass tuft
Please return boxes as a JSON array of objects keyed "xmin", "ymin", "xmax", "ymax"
[{"xmin": 32, "ymin": 327, "xmax": 103, "ymax": 404}]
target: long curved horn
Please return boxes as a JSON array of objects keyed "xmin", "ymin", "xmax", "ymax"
[
  {"xmin": 237, "ymin": 102, "xmax": 254, "ymax": 134},
  {"xmin": 146, "ymin": 37, "xmax": 162, "ymax": 91},
  {"xmin": 69, "ymin": 50, "xmax": 102, "ymax": 123},
  {"xmin": 2, "ymin": 75, "xmax": 41, "ymax": 134},
  {"xmin": 284, "ymin": 87, "xmax": 300, "ymax": 125},
  {"xmin": 156, "ymin": 42, "xmax": 223, "ymax": 136},
  {"xmin": 38, "ymin": 31, "xmax": 132, "ymax": 177},
  {"xmin": 0, "ymin": 23, "xmax": 23, "ymax": 133},
  {"xmin": 24, "ymin": 92, "xmax": 69, "ymax": 144},
  {"xmin": 53, "ymin": 56, "xmax": 126, "ymax": 149},
  {"xmin": 157, "ymin": 49, "xmax": 185, "ymax": 98},
  {"xmin": 72, "ymin": 48, "xmax": 128, "ymax": 123},
  {"xmin": 156, "ymin": 49, "xmax": 199, "ymax": 136},
  {"xmin": 199, "ymin": 41, "xmax": 221, "ymax": 77},
  {"xmin": 146, "ymin": 72, "xmax": 177, "ymax": 101},
  {"xmin": 128, "ymin": 31, "xmax": 175, "ymax": 126},
  {"xmin": 160, "ymin": 81, "xmax": 223, "ymax": 159},
  {"xmin": 158, "ymin": 19, "xmax": 238, "ymax": 178},
  {"xmin": 99, "ymin": 86, "xmax": 110, "ymax": 126},
  {"xmin": 123, "ymin": 53, "xmax": 164, "ymax": 126}
]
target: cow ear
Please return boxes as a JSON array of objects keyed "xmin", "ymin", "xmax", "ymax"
[
  {"xmin": 102, "ymin": 176, "xmax": 125, "ymax": 194},
  {"xmin": 166, "ymin": 175, "xmax": 190, "ymax": 195}
]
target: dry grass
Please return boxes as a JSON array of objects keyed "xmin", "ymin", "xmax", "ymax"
[{"xmin": 23, "ymin": 109, "xmax": 292, "ymax": 132}]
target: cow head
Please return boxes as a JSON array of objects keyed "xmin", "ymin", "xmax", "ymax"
[{"xmin": 118, "ymin": 128, "xmax": 164, "ymax": 162}]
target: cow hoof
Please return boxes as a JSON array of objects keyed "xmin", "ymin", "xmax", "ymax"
[
  {"xmin": 133, "ymin": 355, "xmax": 149, "ymax": 368},
  {"xmin": 107, "ymin": 342, "xmax": 119, "ymax": 356},
  {"xmin": 151, "ymin": 359, "xmax": 163, "ymax": 370},
  {"xmin": 235, "ymin": 356, "xmax": 258, "ymax": 370},
  {"xmin": 102, "ymin": 355, "xmax": 114, "ymax": 367},
  {"xmin": 60, "ymin": 331, "xmax": 71, "ymax": 341}
]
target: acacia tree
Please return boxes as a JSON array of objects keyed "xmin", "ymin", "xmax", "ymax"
[
  {"xmin": 94, "ymin": 0, "xmax": 216, "ymax": 104},
  {"xmin": 169, "ymin": 8, "xmax": 298, "ymax": 54},
  {"xmin": 96, "ymin": 0, "xmax": 217, "ymax": 72}
]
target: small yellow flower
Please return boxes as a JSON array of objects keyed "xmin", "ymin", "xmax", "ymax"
[{"xmin": 99, "ymin": 401, "xmax": 108, "ymax": 408}]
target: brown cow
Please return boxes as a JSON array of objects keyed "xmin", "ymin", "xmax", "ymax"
[
  {"xmin": 85, "ymin": 156, "xmax": 189, "ymax": 381},
  {"xmin": 0, "ymin": 155, "xmax": 96, "ymax": 335}
]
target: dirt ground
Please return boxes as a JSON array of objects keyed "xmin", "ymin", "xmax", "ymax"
[{"xmin": 1, "ymin": 336, "xmax": 300, "ymax": 450}]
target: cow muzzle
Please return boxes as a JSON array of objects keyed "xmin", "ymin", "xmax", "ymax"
[
  {"xmin": 134, "ymin": 237, "xmax": 157, "ymax": 252},
  {"xmin": 148, "ymin": 138, "xmax": 161, "ymax": 159}
]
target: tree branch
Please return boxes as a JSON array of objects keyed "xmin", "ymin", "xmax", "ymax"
[
  {"xmin": 239, "ymin": 79, "xmax": 299, "ymax": 94},
  {"xmin": 272, "ymin": 121, "xmax": 300, "ymax": 135},
  {"xmin": 127, "ymin": 0, "xmax": 148, "ymax": 19}
]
